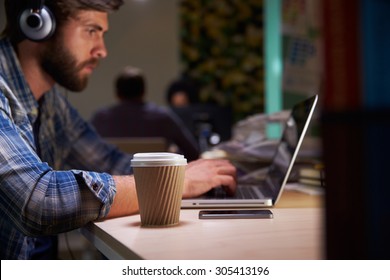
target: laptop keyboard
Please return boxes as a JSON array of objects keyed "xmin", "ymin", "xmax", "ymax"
[
  {"xmin": 206, "ymin": 185, "xmax": 269, "ymax": 199},
  {"xmin": 236, "ymin": 186, "xmax": 262, "ymax": 199}
]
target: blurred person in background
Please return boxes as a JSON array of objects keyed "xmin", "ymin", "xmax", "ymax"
[{"xmin": 91, "ymin": 66, "xmax": 200, "ymax": 161}]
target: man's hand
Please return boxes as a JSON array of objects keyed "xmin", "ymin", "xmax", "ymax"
[{"xmin": 182, "ymin": 159, "xmax": 237, "ymax": 198}]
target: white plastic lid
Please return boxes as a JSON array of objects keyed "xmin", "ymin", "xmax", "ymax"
[{"xmin": 131, "ymin": 152, "xmax": 187, "ymax": 167}]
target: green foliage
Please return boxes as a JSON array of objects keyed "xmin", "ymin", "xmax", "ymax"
[{"xmin": 179, "ymin": 0, "xmax": 264, "ymax": 121}]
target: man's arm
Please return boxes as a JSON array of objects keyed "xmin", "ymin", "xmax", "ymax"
[{"xmin": 107, "ymin": 176, "xmax": 139, "ymax": 218}]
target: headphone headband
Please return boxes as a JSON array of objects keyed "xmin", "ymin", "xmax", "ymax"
[{"xmin": 30, "ymin": 0, "xmax": 45, "ymax": 11}]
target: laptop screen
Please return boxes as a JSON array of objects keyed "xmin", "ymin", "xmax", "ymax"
[{"xmin": 263, "ymin": 95, "xmax": 318, "ymax": 202}]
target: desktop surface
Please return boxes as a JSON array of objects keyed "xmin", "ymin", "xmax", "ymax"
[{"xmin": 81, "ymin": 189, "xmax": 324, "ymax": 260}]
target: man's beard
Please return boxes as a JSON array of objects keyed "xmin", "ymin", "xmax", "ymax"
[{"xmin": 41, "ymin": 37, "xmax": 98, "ymax": 92}]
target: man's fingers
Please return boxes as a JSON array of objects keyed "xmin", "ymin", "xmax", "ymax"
[{"xmin": 219, "ymin": 176, "xmax": 237, "ymax": 196}]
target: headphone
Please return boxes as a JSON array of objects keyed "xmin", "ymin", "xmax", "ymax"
[{"xmin": 18, "ymin": 0, "xmax": 56, "ymax": 41}]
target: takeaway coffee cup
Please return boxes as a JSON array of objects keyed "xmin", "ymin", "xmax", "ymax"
[{"xmin": 131, "ymin": 152, "xmax": 187, "ymax": 227}]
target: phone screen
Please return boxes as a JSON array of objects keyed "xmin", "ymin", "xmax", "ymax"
[{"xmin": 199, "ymin": 209, "xmax": 273, "ymax": 219}]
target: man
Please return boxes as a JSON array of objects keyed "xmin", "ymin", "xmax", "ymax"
[
  {"xmin": 0, "ymin": 0, "xmax": 236, "ymax": 259},
  {"xmin": 90, "ymin": 66, "xmax": 200, "ymax": 161}
]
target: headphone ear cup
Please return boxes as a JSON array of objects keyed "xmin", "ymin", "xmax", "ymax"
[{"xmin": 19, "ymin": 6, "xmax": 56, "ymax": 41}]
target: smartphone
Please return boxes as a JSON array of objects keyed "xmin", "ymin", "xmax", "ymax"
[{"xmin": 198, "ymin": 209, "xmax": 273, "ymax": 219}]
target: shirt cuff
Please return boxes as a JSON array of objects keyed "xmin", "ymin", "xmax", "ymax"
[{"xmin": 73, "ymin": 170, "xmax": 116, "ymax": 219}]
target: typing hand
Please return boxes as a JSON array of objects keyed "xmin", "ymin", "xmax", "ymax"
[{"xmin": 182, "ymin": 159, "xmax": 237, "ymax": 198}]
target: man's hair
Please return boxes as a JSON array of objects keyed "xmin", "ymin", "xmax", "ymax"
[
  {"xmin": 2, "ymin": 0, "xmax": 124, "ymax": 44},
  {"xmin": 115, "ymin": 66, "xmax": 146, "ymax": 101}
]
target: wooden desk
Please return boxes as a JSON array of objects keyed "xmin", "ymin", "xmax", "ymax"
[
  {"xmin": 277, "ymin": 189, "xmax": 323, "ymax": 208},
  {"xmin": 81, "ymin": 190, "xmax": 324, "ymax": 260}
]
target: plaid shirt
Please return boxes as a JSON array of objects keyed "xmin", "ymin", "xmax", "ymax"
[{"xmin": 0, "ymin": 38, "xmax": 133, "ymax": 259}]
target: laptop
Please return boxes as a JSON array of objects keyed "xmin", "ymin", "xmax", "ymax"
[{"xmin": 181, "ymin": 94, "xmax": 318, "ymax": 208}]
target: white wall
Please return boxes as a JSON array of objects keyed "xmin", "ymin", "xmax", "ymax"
[{"xmin": 0, "ymin": 0, "xmax": 180, "ymax": 120}]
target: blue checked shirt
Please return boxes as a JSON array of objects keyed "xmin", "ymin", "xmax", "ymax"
[{"xmin": 0, "ymin": 38, "xmax": 133, "ymax": 259}]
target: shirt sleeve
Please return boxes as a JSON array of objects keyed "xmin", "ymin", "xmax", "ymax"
[{"xmin": 0, "ymin": 86, "xmax": 116, "ymax": 237}]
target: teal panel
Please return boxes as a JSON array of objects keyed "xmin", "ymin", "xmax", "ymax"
[{"xmin": 264, "ymin": 0, "xmax": 282, "ymax": 139}]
